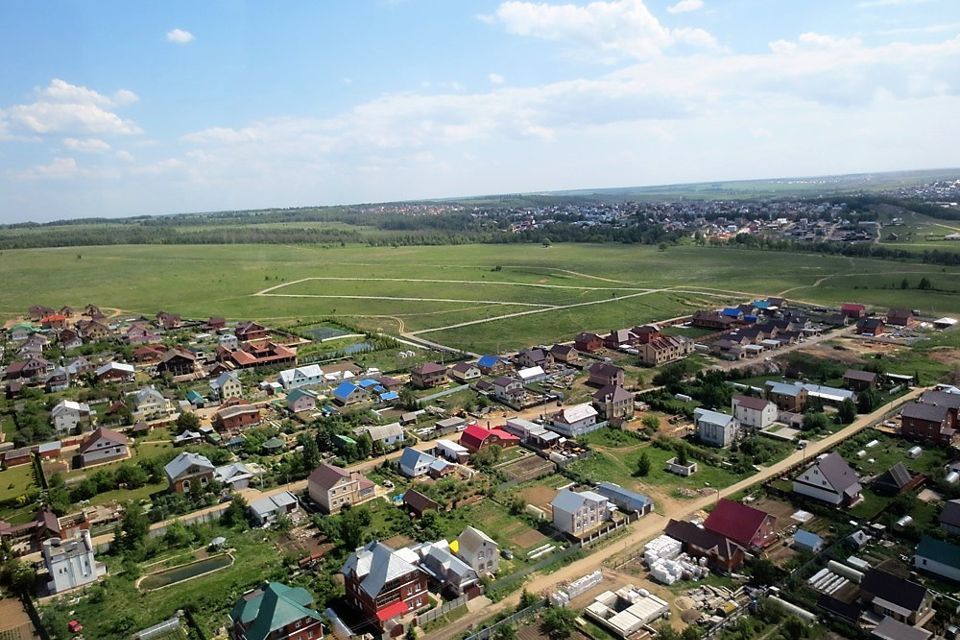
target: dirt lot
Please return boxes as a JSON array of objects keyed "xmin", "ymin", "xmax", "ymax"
[
  {"xmin": 514, "ymin": 528, "xmax": 549, "ymax": 550},
  {"xmin": 502, "ymin": 455, "xmax": 556, "ymax": 483},
  {"xmin": 519, "ymin": 484, "xmax": 558, "ymax": 511},
  {"xmin": 750, "ymin": 496, "xmax": 800, "ymax": 534}
]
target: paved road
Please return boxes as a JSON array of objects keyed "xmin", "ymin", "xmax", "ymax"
[{"xmin": 429, "ymin": 386, "xmax": 923, "ymax": 640}]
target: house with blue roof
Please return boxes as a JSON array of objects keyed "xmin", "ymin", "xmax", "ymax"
[
  {"xmin": 185, "ymin": 389, "xmax": 206, "ymax": 407},
  {"xmin": 477, "ymin": 355, "xmax": 507, "ymax": 375},
  {"xmin": 793, "ymin": 529, "xmax": 823, "ymax": 553},
  {"xmin": 399, "ymin": 447, "xmax": 437, "ymax": 478},
  {"xmin": 721, "ymin": 307, "xmax": 743, "ymax": 319},
  {"xmin": 332, "ymin": 381, "xmax": 366, "ymax": 406},
  {"xmin": 357, "ymin": 378, "xmax": 380, "ymax": 389},
  {"xmin": 595, "ymin": 482, "xmax": 653, "ymax": 515},
  {"xmin": 379, "ymin": 390, "xmax": 400, "ymax": 403}
]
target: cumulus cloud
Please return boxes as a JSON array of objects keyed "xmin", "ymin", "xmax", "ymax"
[
  {"xmin": 489, "ymin": 72, "xmax": 506, "ymax": 84},
  {"xmin": 166, "ymin": 28, "xmax": 195, "ymax": 44},
  {"xmin": 63, "ymin": 137, "xmax": 111, "ymax": 152},
  {"xmin": 486, "ymin": 0, "xmax": 717, "ymax": 61},
  {"xmin": 115, "ymin": 150, "xmax": 135, "ymax": 162},
  {"xmin": 18, "ymin": 157, "xmax": 79, "ymax": 180},
  {"xmin": 667, "ymin": 0, "xmax": 703, "ymax": 14},
  {"xmin": 0, "ymin": 79, "xmax": 140, "ymax": 136}
]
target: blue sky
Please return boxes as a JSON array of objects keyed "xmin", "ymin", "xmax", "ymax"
[{"xmin": 1, "ymin": 0, "xmax": 959, "ymax": 222}]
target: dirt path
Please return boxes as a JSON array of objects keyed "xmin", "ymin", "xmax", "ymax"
[{"xmin": 254, "ymin": 276, "xmax": 646, "ymax": 296}]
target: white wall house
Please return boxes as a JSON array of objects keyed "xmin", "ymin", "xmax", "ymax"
[
  {"xmin": 278, "ymin": 365, "xmax": 324, "ymax": 390},
  {"xmin": 42, "ymin": 530, "xmax": 106, "ymax": 594},
  {"xmin": 731, "ymin": 395, "xmax": 778, "ymax": 430},
  {"xmin": 51, "ymin": 400, "xmax": 93, "ymax": 435},
  {"xmin": 550, "ymin": 403, "xmax": 600, "ymax": 437},
  {"xmin": 792, "ymin": 453, "xmax": 863, "ymax": 506},
  {"xmin": 551, "ymin": 489, "xmax": 610, "ymax": 537},
  {"xmin": 694, "ymin": 408, "xmax": 739, "ymax": 448}
]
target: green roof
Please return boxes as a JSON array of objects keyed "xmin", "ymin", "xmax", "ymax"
[
  {"xmin": 231, "ymin": 583, "xmax": 322, "ymax": 640},
  {"xmin": 262, "ymin": 436, "xmax": 285, "ymax": 450},
  {"xmin": 917, "ymin": 535, "xmax": 960, "ymax": 570}
]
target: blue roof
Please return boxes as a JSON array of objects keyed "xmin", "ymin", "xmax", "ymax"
[
  {"xmin": 186, "ymin": 390, "xmax": 204, "ymax": 403},
  {"xmin": 358, "ymin": 378, "xmax": 379, "ymax": 389},
  {"xmin": 595, "ymin": 482, "xmax": 652, "ymax": 512},
  {"xmin": 794, "ymin": 529, "xmax": 822, "ymax": 549},
  {"xmin": 722, "ymin": 308, "xmax": 742, "ymax": 317},
  {"xmin": 743, "ymin": 315, "xmax": 758, "ymax": 323},
  {"xmin": 477, "ymin": 355, "xmax": 500, "ymax": 368},
  {"xmin": 752, "ymin": 299, "xmax": 771, "ymax": 309},
  {"xmin": 333, "ymin": 381, "xmax": 359, "ymax": 399},
  {"xmin": 379, "ymin": 391, "xmax": 399, "ymax": 401}
]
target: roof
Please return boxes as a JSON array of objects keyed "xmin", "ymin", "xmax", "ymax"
[
  {"xmin": 588, "ymin": 362, "xmax": 623, "ymax": 378},
  {"xmin": 765, "ymin": 381, "xmax": 805, "ymax": 397},
  {"xmin": 809, "ymin": 453, "xmax": 861, "ymax": 494},
  {"xmin": 477, "ymin": 355, "xmax": 502, "ymax": 368},
  {"xmin": 551, "ymin": 489, "xmax": 606, "ymax": 513},
  {"xmin": 458, "ymin": 526, "xmax": 497, "ymax": 557},
  {"xmin": 861, "ymin": 568, "xmax": 928, "ymax": 613},
  {"xmin": 211, "ymin": 371, "xmax": 239, "ymax": 389},
  {"xmin": 164, "ymin": 452, "xmax": 214, "ymax": 481},
  {"xmin": 286, "ymin": 388, "xmax": 316, "ymax": 404},
  {"xmin": 916, "ymin": 535, "xmax": 960, "ymax": 570},
  {"xmin": 919, "ymin": 389, "xmax": 960, "ymax": 410},
  {"xmin": 694, "ymin": 408, "xmax": 736, "ymax": 428},
  {"xmin": 333, "ymin": 381, "xmax": 361, "ymax": 399},
  {"xmin": 555, "ymin": 403, "xmax": 598, "ymax": 424},
  {"xmin": 876, "ymin": 462, "xmax": 914, "ymax": 490},
  {"xmin": 793, "ymin": 529, "xmax": 822, "ymax": 549},
  {"xmin": 399, "ymin": 447, "xmax": 436, "ymax": 471},
  {"xmin": 872, "ymin": 616, "xmax": 931, "ymax": 640},
  {"xmin": 358, "ymin": 422, "xmax": 404, "ymax": 441},
  {"xmin": 732, "ymin": 394, "xmax": 772, "ymax": 412},
  {"xmin": 460, "ymin": 424, "xmax": 519, "ymax": 449},
  {"xmin": 78, "ymin": 427, "xmax": 129, "ymax": 454},
  {"xmin": 231, "ymin": 582, "xmax": 321, "ymax": 640},
  {"xmin": 592, "ymin": 384, "xmax": 632, "ymax": 404},
  {"xmin": 841, "ymin": 303, "xmax": 866, "ymax": 311},
  {"xmin": 939, "ymin": 499, "xmax": 960, "ymax": 528},
  {"xmin": 703, "ymin": 499, "xmax": 773, "ymax": 548},
  {"xmin": 250, "ymin": 492, "xmax": 297, "ymax": 517},
  {"xmin": 95, "ymin": 361, "xmax": 135, "ymax": 376},
  {"xmin": 412, "ymin": 362, "xmax": 446, "ymax": 375},
  {"xmin": 595, "ymin": 482, "xmax": 652, "ymax": 511},
  {"xmin": 376, "ymin": 599, "xmax": 410, "ymax": 622},
  {"xmin": 342, "ymin": 541, "xmax": 420, "ymax": 599},
  {"xmin": 308, "ymin": 463, "xmax": 350, "ymax": 492},
  {"xmin": 844, "ymin": 369, "xmax": 878, "ymax": 382},
  {"xmin": 664, "ymin": 519, "xmax": 742, "ymax": 561},
  {"xmin": 404, "ymin": 488, "xmax": 440, "ymax": 513},
  {"xmin": 901, "ymin": 401, "xmax": 950, "ymax": 423}
]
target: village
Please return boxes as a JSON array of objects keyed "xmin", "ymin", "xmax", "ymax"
[{"xmin": 1, "ymin": 297, "xmax": 960, "ymax": 640}]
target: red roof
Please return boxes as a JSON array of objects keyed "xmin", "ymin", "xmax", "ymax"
[
  {"xmin": 375, "ymin": 599, "xmax": 409, "ymax": 622},
  {"xmin": 703, "ymin": 499, "xmax": 774, "ymax": 549},
  {"xmin": 841, "ymin": 303, "xmax": 865, "ymax": 312},
  {"xmin": 459, "ymin": 424, "xmax": 519, "ymax": 451}
]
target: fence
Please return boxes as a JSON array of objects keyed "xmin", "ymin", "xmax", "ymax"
[
  {"xmin": 416, "ymin": 384, "xmax": 470, "ymax": 405},
  {"xmin": 461, "ymin": 599, "xmax": 547, "ymax": 640},
  {"xmin": 416, "ymin": 594, "xmax": 469, "ymax": 626}
]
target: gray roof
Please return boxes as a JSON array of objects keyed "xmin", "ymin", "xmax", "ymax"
[
  {"xmin": 901, "ymin": 401, "xmax": 950, "ymax": 423},
  {"xmin": 844, "ymin": 369, "xmax": 877, "ymax": 382},
  {"xmin": 356, "ymin": 422, "xmax": 403, "ymax": 442},
  {"xmin": 813, "ymin": 453, "xmax": 861, "ymax": 494},
  {"xmin": 341, "ymin": 541, "xmax": 419, "ymax": 599},
  {"xmin": 919, "ymin": 390, "xmax": 960, "ymax": 410},
  {"xmin": 694, "ymin": 408, "xmax": 736, "ymax": 428},
  {"xmin": 164, "ymin": 452, "xmax": 214, "ymax": 481},
  {"xmin": 872, "ymin": 616, "xmax": 931, "ymax": 640},
  {"xmin": 551, "ymin": 489, "xmax": 606, "ymax": 514},
  {"xmin": 457, "ymin": 526, "xmax": 497, "ymax": 557},
  {"xmin": 733, "ymin": 394, "xmax": 772, "ymax": 411},
  {"xmin": 940, "ymin": 499, "xmax": 960, "ymax": 528},
  {"xmin": 249, "ymin": 491, "xmax": 298, "ymax": 518}
]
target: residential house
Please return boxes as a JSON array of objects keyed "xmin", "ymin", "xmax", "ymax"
[
  {"xmin": 410, "ymin": 363, "xmax": 447, "ymax": 389},
  {"xmin": 793, "ymin": 530, "xmax": 824, "ymax": 554},
  {"xmin": 692, "ymin": 310, "xmax": 735, "ymax": 331},
  {"xmin": 857, "ymin": 317, "xmax": 886, "ymax": 336},
  {"xmin": 574, "ymin": 332, "xmax": 603, "ymax": 353},
  {"xmin": 51, "ymin": 400, "xmax": 94, "ymax": 435},
  {"xmin": 207, "ymin": 317, "xmax": 226, "ymax": 330},
  {"xmin": 229, "ymin": 582, "xmax": 325, "ymax": 640},
  {"xmin": 900, "ymin": 402, "xmax": 955, "ymax": 446},
  {"xmin": 40, "ymin": 314, "xmax": 68, "ymax": 331},
  {"xmin": 873, "ymin": 462, "xmax": 922, "ymax": 496},
  {"xmin": 476, "ymin": 355, "xmax": 508, "ymax": 375},
  {"xmin": 731, "ymin": 395, "xmax": 777, "ymax": 430},
  {"xmin": 515, "ymin": 348, "xmax": 552, "ymax": 369},
  {"xmin": 332, "ymin": 381, "xmax": 366, "ymax": 406},
  {"xmin": 549, "ymin": 344, "xmax": 578, "ymax": 366},
  {"xmin": 157, "ymin": 348, "xmax": 197, "ymax": 377},
  {"xmin": 638, "ymin": 335, "xmax": 692, "ymax": 366},
  {"xmin": 491, "ymin": 376, "xmax": 524, "ymax": 403},
  {"xmin": 415, "ymin": 541, "xmax": 479, "ymax": 597},
  {"xmin": 694, "ymin": 409, "xmax": 739, "ymax": 448},
  {"xmin": 551, "ymin": 489, "xmax": 610, "ymax": 537},
  {"xmin": 502, "ymin": 417, "xmax": 562, "ymax": 449},
  {"xmin": 604, "ymin": 329, "xmax": 637, "ymax": 349},
  {"xmin": 211, "ymin": 371, "xmax": 242, "ymax": 401},
  {"xmin": 219, "ymin": 333, "xmax": 240, "ymax": 351},
  {"xmin": 341, "ymin": 541, "xmax": 430, "ymax": 634},
  {"xmin": 792, "ymin": 452, "xmax": 863, "ymax": 506},
  {"xmin": 595, "ymin": 482, "xmax": 653, "ymax": 516},
  {"xmin": 76, "ymin": 319, "xmax": 111, "ymax": 341},
  {"xmin": 8, "ymin": 323, "xmax": 34, "ymax": 342},
  {"xmin": 940, "ymin": 499, "xmax": 960, "ymax": 535},
  {"xmin": 223, "ymin": 341, "xmax": 296, "ymax": 369},
  {"xmin": 164, "ymin": 452, "xmax": 215, "ymax": 493},
  {"xmin": 459, "ymin": 424, "xmax": 520, "ymax": 452},
  {"xmin": 517, "ymin": 366, "xmax": 546, "ymax": 384},
  {"xmin": 843, "ymin": 369, "xmax": 878, "ymax": 391},
  {"xmin": 765, "ymin": 381, "xmax": 808, "ymax": 412},
  {"xmin": 887, "ymin": 309, "xmax": 916, "ymax": 327},
  {"xmin": 703, "ymin": 499, "xmax": 777, "ymax": 549},
  {"xmin": 155, "ymin": 311, "xmax": 182, "ymax": 331},
  {"xmin": 664, "ymin": 519, "xmax": 745, "ymax": 572},
  {"xmin": 286, "ymin": 388, "xmax": 318, "ymax": 414},
  {"xmin": 94, "ymin": 361, "xmax": 135, "ymax": 383},
  {"xmin": 42, "ymin": 530, "xmax": 106, "ymax": 594},
  {"xmin": 215, "ymin": 462, "xmax": 258, "ymax": 490},
  {"xmin": 915, "ymin": 535, "xmax": 960, "ymax": 583},
  {"xmin": 125, "ymin": 323, "xmax": 160, "ymax": 345},
  {"xmin": 215, "ymin": 401, "xmax": 261, "ymax": 431},
  {"xmin": 132, "ymin": 386, "xmax": 174, "ymax": 421},
  {"xmin": 587, "ymin": 363, "xmax": 624, "ymax": 388},
  {"xmin": 447, "ymin": 362, "xmax": 481, "ymax": 383},
  {"xmin": 592, "ymin": 385, "xmax": 634, "ymax": 422},
  {"xmin": 403, "ymin": 489, "xmax": 440, "ymax": 518},
  {"xmin": 235, "ymin": 321, "xmax": 269, "ymax": 342},
  {"xmin": 249, "ymin": 492, "xmax": 299, "ymax": 527},
  {"xmin": 77, "ymin": 428, "xmax": 130, "ymax": 467},
  {"xmin": 841, "ymin": 303, "xmax": 867, "ymax": 320},
  {"xmin": 550, "ymin": 403, "xmax": 600, "ymax": 437},
  {"xmin": 133, "ymin": 345, "xmax": 166, "ymax": 363},
  {"xmin": 355, "ymin": 423, "xmax": 405, "ymax": 449},
  {"xmin": 871, "ymin": 617, "xmax": 930, "ymax": 640},
  {"xmin": 860, "ymin": 568, "xmax": 934, "ymax": 627},
  {"xmin": 57, "ymin": 329, "xmax": 82, "ymax": 350},
  {"xmin": 4, "ymin": 357, "xmax": 52, "ymax": 380},
  {"xmin": 435, "ymin": 439, "xmax": 470, "ymax": 463},
  {"xmin": 278, "ymin": 364, "xmax": 324, "ymax": 390},
  {"xmin": 450, "ymin": 528, "xmax": 501, "ymax": 586},
  {"xmin": 308, "ymin": 463, "xmax": 376, "ymax": 514},
  {"xmin": 27, "ymin": 305, "xmax": 54, "ymax": 321},
  {"xmin": 399, "ymin": 448, "xmax": 437, "ymax": 478}
]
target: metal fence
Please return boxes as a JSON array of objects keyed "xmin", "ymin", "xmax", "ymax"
[
  {"xmin": 416, "ymin": 594, "xmax": 469, "ymax": 626},
  {"xmin": 461, "ymin": 599, "xmax": 547, "ymax": 640}
]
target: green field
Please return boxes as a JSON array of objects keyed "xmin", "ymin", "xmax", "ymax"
[{"xmin": 3, "ymin": 243, "xmax": 960, "ymax": 352}]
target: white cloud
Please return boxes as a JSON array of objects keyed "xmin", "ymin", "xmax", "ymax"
[
  {"xmin": 115, "ymin": 150, "xmax": 135, "ymax": 162},
  {"xmin": 0, "ymin": 79, "xmax": 140, "ymax": 136},
  {"xmin": 166, "ymin": 28, "xmax": 195, "ymax": 44},
  {"xmin": 63, "ymin": 137, "xmax": 111, "ymax": 152},
  {"xmin": 18, "ymin": 157, "xmax": 79, "ymax": 180},
  {"xmin": 487, "ymin": 0, "xmax": 717, "ymax": 61},
  {"xmin": 667, "ymin": 0, "xmax": 703, "ymax": 14},
  {"xmin": 489, "ymin": 72, "xmax": 506, "ymax": 84}
]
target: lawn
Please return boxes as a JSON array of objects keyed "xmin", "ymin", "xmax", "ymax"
[
  {"xmin": 3, "ymin": 243, "xmax": 960, "ymax": 353},
  {"xmin": 0, "ymin": 463, "xmax": 36, "ymax": 502}
]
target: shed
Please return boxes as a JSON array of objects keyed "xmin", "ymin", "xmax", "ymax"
[{"xmin": 793, "ymin": 529, "xmax": 823, "ymax": 553}]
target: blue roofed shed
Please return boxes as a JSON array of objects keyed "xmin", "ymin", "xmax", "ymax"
[
  {"xmin": 595, "ymin": 482, "xmax": 654, "ymax": 515},
  {"xmin": 333, "ymin": 381, "xmax": 365, "ymax": 405},
  {"xmin": 793, "ymin": 529, "xmax": 823, "ymax": 553},
  {"xmin": 186, "ymin": 389, "xmax": 205, "ymax": 407}
]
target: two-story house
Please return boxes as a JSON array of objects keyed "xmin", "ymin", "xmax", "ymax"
[
  {"xmin": 308, "ymin": 463, "xmax": 376, "ymax": 514},
  {"xmin": 551, "ymin": 489, "xmax": 610, "ymax": 537},
  {"xmin": 342, "ymin": 541, "xmax": 429, "ymax": 634},
  {"xmin": 78, "ymin": 427, "xmax": 130, "ymax": 467}
]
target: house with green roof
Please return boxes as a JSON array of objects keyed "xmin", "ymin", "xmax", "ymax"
[
  {"xmin": 230, "ymin": 582, "xmax": 325, "ymax": 640},
  {"xmin": 915, "ymin": 536, "xmax": 960, "ymax": 583}
]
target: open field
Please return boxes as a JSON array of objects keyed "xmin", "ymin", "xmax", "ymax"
[{"xmin": 3, "ymin": 243, "xmax": 960, "ymax": 351}]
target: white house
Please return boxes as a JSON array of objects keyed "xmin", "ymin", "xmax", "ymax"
[
  {"xmin": 731, "ymin": 395, "xmax": 778, "ymax": 430},
  {"xmin": 278, "ymin": 364, "xmax": 324, "ymax": 390},
  {"xmin": 210, "ymin": 371, "xmax": 242, "ymax": 401},
  {"xmin": 551, "ymin": 489, "xmax": 610, "ymax": 537},
  {"xmin": 436, "ymin": 439, "xmax": 470, "ymax": 463},
  {"xmin": 517, "ymin": 366, "xmax": 546, "ymax": 384},
  {"xmin": 549, "ymin": 403, "xmax": 600, "ymax": 437},
  {"xmin": 42, "ymin": 530, "xmax": 106, "ymax": 594},
  {"xmin": 793, "ymin": 452, "xmax": 863, "ymax": 506},
  {"xmin": 218, "ymin": 333, "xmax": 239, "ymax": 350},
  {"xmin": 50, "ymin": 400, "xmax": 94, "ymax": 435},
  {"xmin": 398, "ymin": 447, "xmax": 437, "ymax": 478},
  {"xmin": 456, "ymin": 526, "xmax": 500, "ymax": 576},
  {"xmin": 915, "ymin": 536, "xmax": 960, "ymax": 583},
  {"xmin": 132, "ymin": 386, "xmax": 174, "ymax": 421},
  {"xmin": 354, "ymin": 423, "xmax": 405, "ymax": 448},
  {"xmin": 694, "ymin": 408, "xmax": 739, "ymax": 448}
]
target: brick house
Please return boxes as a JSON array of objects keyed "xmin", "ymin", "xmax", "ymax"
[
  {"xmin": 214, "ymin": 401, "xmax": 261, "ymax": 432},
  {"xmin": 164, "ymin": 452, "xmax": 215, "ymax": 493},
  {"xmin": 900, "ymin": 402, "xmax": 955, "ymax": 446},
  {"xmin": 638, "ymin": 335, "xmax": 692, "ymax": 366},
  {"xmin": 410, "ymin": 363, "xmax": 447, "ymax": 389},
  {"xmin": 157, "ymin": 348, "xmax": 197, "ymax": 376},
  {"xmin": 703, "ymin": 499, "xmax": 777, "ymax": 549},
  {"xmin": 587, "ymin": 363, "xmax": 624, "ymax": 388},
  {"xmin": 230, "ymin": 582, "xmax": 325, "ymax": 640},
  {"xmin": 573, "ymin": 332, "xmax": 603, "ymax": 353},
  {"xmin": 592, "ymin": 384, "xmax": 634, "ymax": 422},
  {"xmin": 308, "ymin": 463, "xmax": 376, "ymax": 514},
  {"xmin": 78, "ymin": 427, "xmax": 130, "ymax": 467},
  {"xmin": 235, "ymin": 321, "xmax": 269, "ymax": 342},
  {"xmin": 342, "ymin": 541, "xmax": 430, "ymax": 635},
  {"xmin": 459, "ymin": 424, "xmax": 520, "ymax": 452},
  {"xmin": 550, "ymin": 344, "xmax": 579, "ymax": 365}
]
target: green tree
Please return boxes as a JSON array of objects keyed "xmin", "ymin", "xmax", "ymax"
[
  {"xmin": 750, "ymin": 558, "xmax": 779, "ymax": 586},
  {"xmin": 635, "ymin": 451, "xmax": 651, "ymax": 477},
  {"xmin": 221, "ymin": 493, "xmax": 250, "ymax": 528},
  {"xmin": 540, "ymin": 607, "xmax": 577, "ymax": 639},
  {"xmin": 356, "ymin": 431, "xmax": 373, "ymax": 459},
  {"xmin": 803, "ymin": 412, "xmax": 830, "ymax": 432},
  {"xmin": 919, "ymin": 277, "xmax": 932, "ymax": 290},
  {"xmin": 838, "ymin": 398, "xmax": 857, "ymax": 423},
  {"xmin": 117, "ymin": 501, "xmax": 150, "ymax": 550},
  {"xmin": 642, "ymin": 414, "xmax": 660, "ymax": 432},
  {"xmin": 492, "ymin": 625, "xmax": 518, "ymax": 640},
  {"xmin": 176, "ymin": 411, "xmax": 201, "ymax": 432},
  {"xmin": 339, "ymin": 506, "xmax": 373, "ymax": 550}
]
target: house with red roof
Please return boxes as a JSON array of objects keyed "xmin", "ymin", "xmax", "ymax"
[
  {"xmin": 703, "ymin": 499, "xmax": 777, "ymax": 550},
  {"xmin": 40, "ymin": 314, "xmax": 68, "ymax": 330},
  {"xmin": 840, "ymin": 303, "xmax": 866, "ymax": 320},
  {"xmin": 458, "ymin": 424, "xmax": 520, "ymax": 453}
]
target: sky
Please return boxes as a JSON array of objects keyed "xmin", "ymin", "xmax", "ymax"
[{"xmin": 1, "ymin": 0, "xmax": 959, "ymax": 222}]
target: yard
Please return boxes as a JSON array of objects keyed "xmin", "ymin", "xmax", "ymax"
[{"xmin": 0, "ymin": 463, "xmax": 36, "ymax": 503}]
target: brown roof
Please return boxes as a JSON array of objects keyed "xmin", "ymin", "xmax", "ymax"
[
  {"xmin": 78, "ymin": 427, "xmax": 129, "ymax": 454},
  {"xmin": 733, "ymin": 394, "xmax": 772, "ymax": 411},
  {"xmin": 412, "ymin": 362, "xmax": 446, "ymax": 375},
  {"xmin": 843, "ymin": 369, "xmax": 877, "ymax": 382},
  {"xmin": 588, "ymin": 362, "xmax": 623, "ymax": 378},
  {"xmin": 403, "ymin": 489, "xmax": 439, "ymax": 514},
  {"xmin": 592, "ymin": 384, "xmax": 632, "ymax": 404},
  {"xmin": 308, "ymin": 463, "xmax": 350, "ymax": 492}
]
